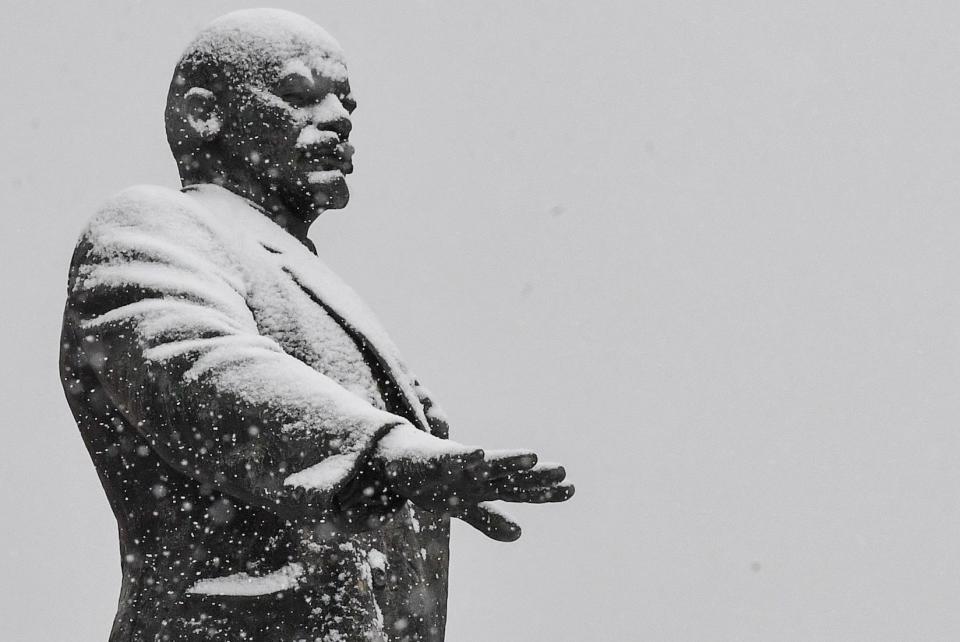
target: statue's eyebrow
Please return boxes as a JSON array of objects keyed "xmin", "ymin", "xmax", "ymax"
[{"xmin": 278, "ymin": 59, "xmax": 314, "ymax": 85}]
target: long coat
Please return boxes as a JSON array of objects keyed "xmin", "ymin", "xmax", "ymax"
[{"xmin": 60, "ymin": 183, "xmax": 451, "ymax": 642}]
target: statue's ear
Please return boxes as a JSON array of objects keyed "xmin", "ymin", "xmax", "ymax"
[{"xmin": 182, "ymin": 87, "xmax": 221, "ymax": 140}]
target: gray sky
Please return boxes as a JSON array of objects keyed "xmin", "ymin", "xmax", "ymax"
[{"xmin": 4, "ymin": 1, "xmax": 960, "ymax": 640}]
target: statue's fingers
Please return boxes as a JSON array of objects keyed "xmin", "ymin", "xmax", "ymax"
[
  {"xmin": 482, "ymin": 449, "xmax": 538, "ymax": 478},
  {"xmin": 457, "ymin": 501, "xmax": 522, "ymax": 542},
  {"xmin": 502, "ymin": 463, "xmax": 566, "ymax": 487},
  {"xmin": 495, "ymin": 482, "xmax": 576, "ymax": 504}
]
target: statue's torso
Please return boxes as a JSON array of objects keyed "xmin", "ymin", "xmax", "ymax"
[{"xmin": 61, "ymin": 184, "xmax": 449, "ymax": 642}]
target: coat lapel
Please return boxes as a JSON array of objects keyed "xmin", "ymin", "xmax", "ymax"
[{"xmin": 187, "ymin": 184, "xmax": 430, "ymax": 431}]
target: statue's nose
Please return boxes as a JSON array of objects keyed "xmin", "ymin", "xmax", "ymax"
[{"xmin": 321, "ymin": 114, "xmax": 351, "ymax": 141}]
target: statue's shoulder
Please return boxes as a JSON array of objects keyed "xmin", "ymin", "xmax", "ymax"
[
  {"xmin": 89, "ymin": 184, "xmax": 208, "ymax": 230},
  {"xmin": 69, "ymin": 185, "xmax": 248, "ymax": 275},
  {"xmin": 80, "ymin": 184, "xmax": 242, "ymax": 253}
]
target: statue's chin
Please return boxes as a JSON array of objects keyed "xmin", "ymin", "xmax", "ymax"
[
  {"xmin": 324, "ymin": 190, "xmax": 350, "ymax": 210},
  {"xmin": 309, "ymin": 179, "xmax": 349, "ymax": 210}
]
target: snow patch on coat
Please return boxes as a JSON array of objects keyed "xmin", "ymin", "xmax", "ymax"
[
  {"xmin": 187, "ymin": 562, "xmax": 304, "ymax": 596},
  {"xmin": 284, "ymin": 452, "xmax": 358, "ymax": 492},
  {"xmin": 187, "ymin": 184, "xmax": 431, "ymax": 431}
]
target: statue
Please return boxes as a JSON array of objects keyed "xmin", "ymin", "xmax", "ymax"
[{"xmin": 59, "ymin": 8, "xmax": 573, "ymax": 642}]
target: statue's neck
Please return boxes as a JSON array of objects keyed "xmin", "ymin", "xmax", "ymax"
[{"xmin": 181, "ymin": 172, "xmax": 320, "ymax": 250}]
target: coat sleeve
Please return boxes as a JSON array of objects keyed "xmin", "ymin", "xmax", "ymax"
[
  {"xmin": 62, "ymin": 186, "xmax": 408, "ymax": 521},
  {"xmin": 412, "ymin": 379, "xmax": 451, "ymax": 439}
]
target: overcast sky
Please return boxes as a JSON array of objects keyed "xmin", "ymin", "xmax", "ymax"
[{"xmin": 5, "ymin": 1, "xmax": 960, "ymax": 640}]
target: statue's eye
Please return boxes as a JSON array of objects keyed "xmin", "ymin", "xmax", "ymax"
[
  {"xmin": 274, "ymin": 75, "xmax": 314, "ymax": 107},
  {"xmin": 279, "ymin": 91, "xmax": 310, "ymax": 107}
]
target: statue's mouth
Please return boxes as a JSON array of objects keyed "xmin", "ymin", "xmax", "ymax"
[
  {"xmin": 306, "ymin": 157, "xmax": 352, "ymax": 174},
  {"xmin": 301, "ymin": 142, "xmax": 353, "ymax": 174}
]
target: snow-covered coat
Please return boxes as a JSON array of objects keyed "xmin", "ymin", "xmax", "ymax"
[{"xmin": 60, "ymin": 183, "xmax": 451, "ymax": 642}]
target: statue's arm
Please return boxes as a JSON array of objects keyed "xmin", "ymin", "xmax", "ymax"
[{"xmin": 61, "ymin": 187, "xmax": 409, "ymax": 522}]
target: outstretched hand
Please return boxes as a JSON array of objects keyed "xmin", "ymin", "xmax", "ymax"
[{"xmin": 372, "ymin": 425, "xmax": 574, "ymax": 541}]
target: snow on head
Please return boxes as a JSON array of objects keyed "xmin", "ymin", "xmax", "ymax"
[{"xmin": 177, "ymin": 9, "xmax": 345, "ymax": 88}]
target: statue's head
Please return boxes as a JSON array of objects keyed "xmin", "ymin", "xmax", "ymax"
[{"xmin": 166, "ymin": 9, "xmax": 355, "ymax": 223}]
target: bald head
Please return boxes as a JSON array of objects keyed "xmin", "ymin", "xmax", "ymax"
[
  {"xmin": 173, "ymin": 9, "xmax": 343, "ymax": 92},
  {"xmin": 165, "ymin": 9, "xmax": 357, "ymax": 235}
]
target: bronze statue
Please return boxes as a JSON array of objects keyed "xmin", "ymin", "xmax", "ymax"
[{"xmin": 60, "ymin": 9, "xmax": 573, "ymax": 641}]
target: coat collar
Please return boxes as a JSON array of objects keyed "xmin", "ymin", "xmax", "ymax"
[{"xmin": 184, "ymin": 183, "xmax": 430, "ymax": 431}]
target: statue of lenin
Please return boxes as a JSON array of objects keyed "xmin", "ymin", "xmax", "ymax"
[{"xmin": 60, "ymin": 9, "xmax": 573, "ymax": 642}]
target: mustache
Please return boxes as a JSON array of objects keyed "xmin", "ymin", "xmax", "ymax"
[{"xmin": 299, "ymin": 141, "xmax": 354, "ymax": 173}]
